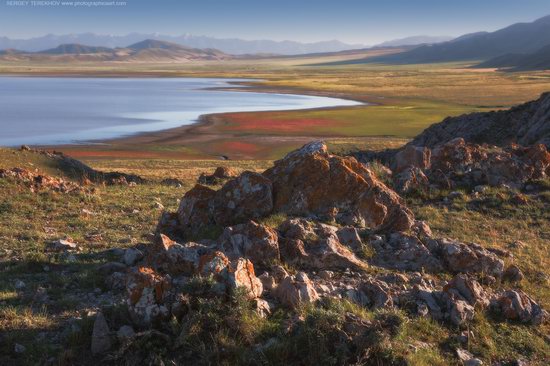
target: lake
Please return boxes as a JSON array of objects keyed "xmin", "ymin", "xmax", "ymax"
[{"xmin": 0, "ymin": 77, "xmax": 361, "ymax": 146}]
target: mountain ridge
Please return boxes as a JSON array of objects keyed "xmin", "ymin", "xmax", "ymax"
[
  {"xmin": 0, "ymin": 33, "xmax": 365, "ymax": 55},
  {"xmin": 475, "ymin": 44, "xmax": 550, "ymax": 71},
  {"xmin": 363, "ymin": 15, "xmax": 550, "ymax": 64},
  {"xmin": 0, "ymin": 39, "xmax": 231, "ymax": 62}
]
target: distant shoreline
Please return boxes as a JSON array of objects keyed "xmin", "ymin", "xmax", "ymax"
[{"xmin": 0, "ymin": 75, "xmax": 373, "ymax": 158}]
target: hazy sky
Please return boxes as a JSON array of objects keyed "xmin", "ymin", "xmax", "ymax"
[{"xmin": 1, "ymin": 0, "xmax": 550, "ymax": 44}]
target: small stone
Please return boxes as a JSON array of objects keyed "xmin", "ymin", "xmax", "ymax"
[
  {"xmin": 49, "ymin": 239, "xmax": 78, "ymax": 252},
  {"xmin": 14, "ymin": 343, "xmax": 26, "ymax": 353},
  {"xmin": 318, "ymin": 270, "xmax": 334, "ymax": 280},
  {"xmin": 474, "ymin": 185, "xmax": 488, "ymax": 193},
  {"xmin": 503, "ymin": 265, "xmax": 524, "ymax": 283},
  {"xmin": 116, "ymin": 325, "xmax": 135, "ymax": 340},
  {"xmin": 449, "ymin": 191, "xmax": 463, "ymax": 199},
  {"xmin": 123, "ymin": 248, "xmax": 143, "ymax": 266},
  {"xmin": 14, "ymin": 279, "xmax": 26, "ymax": 290},
  {"xmin": 66, "ymin": 254, "xmax": 77, "ymax": 263},
  {"xmin": 91, "ymin": 312, "xmax": 111, "ymax": 355}
]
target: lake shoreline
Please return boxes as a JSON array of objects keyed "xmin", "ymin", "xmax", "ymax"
[{"xmin": 1, "ymin": 77, "xmax": 362, "ymax": 150}]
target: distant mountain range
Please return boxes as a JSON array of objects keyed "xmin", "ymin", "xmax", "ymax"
[
  {"xmin": 0, "ymin": 33, "xmax": 366, "ymax": 55},
  {"xmin": 0, "ymin": 39, "xmax": 231, "ymax": 62},
  {"xmin": 475, "ymin": 44, "xmax": 550, "ymax": 71},
  {"xmin": 346, "ymin": 15, "xmax": 550, "ymax": 66},
  {"xmin": 373, "ymin": 35, "xmax": 453, "ymax": 48}
]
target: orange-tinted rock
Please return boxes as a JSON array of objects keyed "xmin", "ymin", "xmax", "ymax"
[
  {"xmin": 198, "ymin": 166, "xmax": 238, "ymax": 185},
  {"xmin": 213, "ymin": 166, "xmax": 237, "ymax": 179},
  {"xmin": 212, "ymin": 171, "xmax": 273, "ymax": 226},
  {"xmin": 264, "ymin": 141, "xmax": 414, "ymax": 231},
  {"xmin": 147, "ymin": 234, "xmax": 210, "ymax": 275},
  {"xmin": 218, "ymin": 221, "xmax": 280, "ymax": 267},
  {"xmin": 393, "ymin": 145, "xmax": 431, "ymax": 173},
  {"xmin": 430, "ymin": 138, "xmax": 486, "ymax": 172},
  {"xmin": 225, "ymin": 258, "xmax": 263, "ymax": 299},
  {"xmin": 495, "ymin": 290, "xmax": 546, "ymax": 325},
  {"xmin": 275, "ymin": 272, "xmax": 319, "ymax": 308},
  {"xmin": 126, "ymin": 266, "xmax": 171, "ymax": 326},
  {"xmin": 198, "ymin": 251, "xmax": 230, "ymax": 277},
  {"xmin": 178, "ymin": 173, "xmax": 273, "ymax": 235},
  {"xmin": 177, "ymin": 184, "xmax": 216, "ymax": 234}
]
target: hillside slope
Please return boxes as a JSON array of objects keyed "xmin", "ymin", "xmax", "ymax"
[
  {"xmin": 476, "ymin": 44, "xmax": 550, "ymax": 71},
  {"xmin": 409, "ymin": 92, "xmax": 550, "ymax": 148},
  {"xmin": 359, "ymin": 15, "xmax": 550, "ymax": 64}
]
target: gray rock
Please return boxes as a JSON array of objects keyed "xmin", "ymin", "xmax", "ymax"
[
  {"xmin": 14, "ymin": 343, "xmax": 26, "ymax": 353},
  {"xmin": 14, "ymin": 279, "xmax": 26, "ymax": 290},
  {"xmin": 98, "ymin": 261, "xmax": 127, "ymax": 275},
  {"xmin": 123, "ymin": 248, "xmax": 143, "ymax": 266},
  {"xmin": 91, "ymin": 312, "xmax": 111, "ymax": 355},
  {"xmin": 116, "ymin": 325, "xmax": 135, "ymax": 340}
]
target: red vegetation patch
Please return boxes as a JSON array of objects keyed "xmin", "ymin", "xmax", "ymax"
[{"xmin": 220, "ymin": 112, "xmax": 336, "ymax": 134}]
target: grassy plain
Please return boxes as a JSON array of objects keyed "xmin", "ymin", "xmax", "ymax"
[{"xmin": 2, "ymin": 54, "xmax": 550, "ymax": 159}]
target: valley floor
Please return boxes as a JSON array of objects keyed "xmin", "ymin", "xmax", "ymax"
[{"xmin": 2, "ymin": 57, "xmax": 550, "ymax": 160}]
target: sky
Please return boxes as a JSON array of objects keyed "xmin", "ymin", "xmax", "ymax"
[{"xmin": 1, "ymin": 0, "xmax": 550, "ymax": 44}]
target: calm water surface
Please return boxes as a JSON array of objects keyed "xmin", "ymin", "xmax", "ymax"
[{"xmin": 0, "ymin": 77, "xmax": 361, "ymax": 146}]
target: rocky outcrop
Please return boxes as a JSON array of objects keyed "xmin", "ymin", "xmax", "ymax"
[
  {"xmin": 0, "ymin": 168, "xmax": 85, "ymax": 193},
  {"xmin": 353, "ymin": 94, "xmax": 550, "ymax": 192},
  {"xmin": 263, "ymin": 141, "xmax": 415, "ymax": 231},
  {"xmin": 174, "ymin": 141, "xmax": 414, "ymax": 237},
  {"xmin": 409, "ymin": 92, "xmax": 550, "ymax": 148}
]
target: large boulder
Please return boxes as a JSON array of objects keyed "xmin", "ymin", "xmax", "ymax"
[
  {"xmin": 217, "ymin": 221, "xmax": 280, "ymax": 267},
  {"xmin": 264, "ymin": 141, "xmax": 414, "ymax": 231},
  {"xmin": 177, "ymin": 172, "xmax": 273, "ymax": 235},
  {"xmin": 177, "ymin": 184, "xmax": 217, "ymax": 235},
  {"xmin": 211, "ymin": 171, "xmax": 273, "ymax": 226}
]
